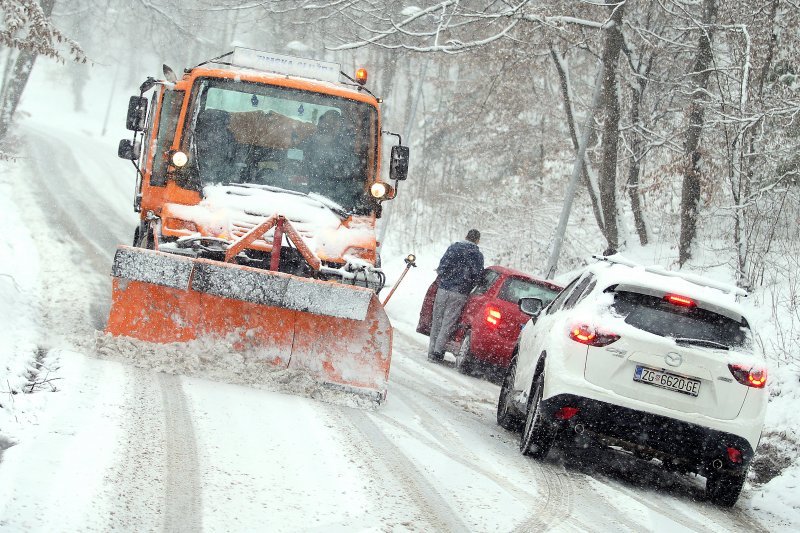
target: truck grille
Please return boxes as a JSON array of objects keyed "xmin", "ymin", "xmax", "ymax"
[{"xmin": 230, "ymin": 218, "xmax": 316, "ymax": 245}]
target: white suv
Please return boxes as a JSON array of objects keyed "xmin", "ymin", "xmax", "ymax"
[{"xmin": 496, "ymin": 257, "xmax": 768, "ymax": 506}]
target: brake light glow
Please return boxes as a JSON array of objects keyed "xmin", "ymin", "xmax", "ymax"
[
  {"xmin": 569, "ymin": 324, "xmax": 619, "ymax": 347},
  {"xmin": 664, "ymin": 294, "xmax": 696, "ymax": 307},
  {"xmin": 727, "ymin": 447, "xmax": 743, "ymax": 464},
  {"xmin": 728, "ymin": 364, "xmax": 767, "ymax": 388},
  {"xmin": 555, "ymin": 407, "xmax": 580, "ymax": 420},
  {"xmin": 485, "ymin": 307, "xmax": 501, "ymax": 326}
]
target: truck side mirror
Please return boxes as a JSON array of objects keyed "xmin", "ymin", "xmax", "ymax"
[
  {"xmin": 118, "ymin": 138, "xmax": 141, "ymax": 160},
  {"xmin": 518, "ymin": 297, "xmax": 544, "ymax": 317},
  {"xmin": 389, "ymin": 145, "xmax": 409, "ymax": 181},
  {"xmin": 126, "ymin": 96, "xmax": 148, "ymax": 131}
]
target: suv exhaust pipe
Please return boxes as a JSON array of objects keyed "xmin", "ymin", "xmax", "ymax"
[{"xmin": 712, "ymin": 459, "xmax": 723, "ymax": 470}]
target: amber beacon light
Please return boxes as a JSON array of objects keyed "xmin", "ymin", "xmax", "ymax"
[{"xmin": 355, "ymin": 68, "xmax": 368, "ymax": 85}]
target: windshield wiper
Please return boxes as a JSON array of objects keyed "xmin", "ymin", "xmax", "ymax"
[
  {"xmin": 226, "ymin": 183, "xmax": 350, "ymax": 219},
  {"xmin": 674, "ymin": 338, "xmax": 730, "ymax": 350},
  {"xmin": 227, "ymin": 183, "xmax": 306, "ymax": 197}
]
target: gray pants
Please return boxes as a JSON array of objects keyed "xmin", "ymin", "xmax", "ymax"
[{"xmin": 428, "ymin": 288, "xmax": 468, "ymax": 356}]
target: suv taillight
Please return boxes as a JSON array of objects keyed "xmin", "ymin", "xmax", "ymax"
[
  {"xmin": 485, "ymin": 306, "xmax": 501, "ymax": 326},
  {"xmin": 728, "ymin": 364, "xmax": 767, "ymax": 388},
  {"xmin": 569, "ymin": 324, "xmax": 620, "ymax": 347}
]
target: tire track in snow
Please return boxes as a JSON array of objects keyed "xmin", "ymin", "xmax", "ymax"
[
  {"xmin": 103, "ymin": 366, "xmax": 167, "ymax": 530},
  {"xmin": 387, "ymin": 374, "xmax": 580, "ymax": 531},
  {"xmin": 386, "ymin": 334, "xmax": 585, "ymax": 530},
  {"xmin": 337, "ymin": 406, "xmax": 470, "ymax": 532},
  {"xmin": 391, "ymin": 349, "xmax": 683, "ymax": 532},
  {"xmin": 158, "ymin": 373, "xmax": 203, "ymax": 533},
  {"xmin": 19, "ymin": 126, "xmax": 121, "ymax": 331},
  {"xmin": 587, "ymin": 470, "xmax": 767, "ymax": 533}
]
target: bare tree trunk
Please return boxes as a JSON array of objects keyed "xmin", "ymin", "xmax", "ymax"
[
  {"xmin": 538, "ymin": 114, "xmax": 545, "ymax": 193},
  {"xmin": 735, "ymin": 0, "xmax": 779, "ymax": 286},
  {"xmin": 0, "ymin": 48, "xmax": 17, "ymax": 103},
  {"xmin": 549, "ymin": 45, "xmax": 607, "ymax": 238},
  {"xmin": 626, "ymin": 57, "xmax": 653, "ymax": 246},
  {"xmin": 597, "ymin": 4, "xmax": 625, "ymax": 253},
  {"xmin": 678, "ymin": 0, "xmax": 718, "ymax": 266},
  {"xmin": 0, "ymin": 0, "xmax": 56, "ymax": 141}
]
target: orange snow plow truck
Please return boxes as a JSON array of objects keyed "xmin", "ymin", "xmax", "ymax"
[{"xmin": 108, "ymin": 48, "xmax": 410, "ymax": 401}]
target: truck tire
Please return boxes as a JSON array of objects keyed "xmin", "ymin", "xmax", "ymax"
[{"xmin": 134, "ymin": 224, "xmax": 155, "ymax": 250}]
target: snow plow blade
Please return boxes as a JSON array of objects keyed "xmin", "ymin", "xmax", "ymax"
[{"xmin": 106, "ymin": 246, "xmax": 392, "ymax": 401}]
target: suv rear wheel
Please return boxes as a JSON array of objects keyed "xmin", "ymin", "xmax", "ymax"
[
  {"xmin": 520, "ymin": 373, "xmax": 556, "ymax": 459},
  {"xmin": 706, "ymin": 469, "xmax": 747, "ymax": 507},
  {"xmin": 497, "ymin": 357, "xmax": 523, "ymax": 431}
]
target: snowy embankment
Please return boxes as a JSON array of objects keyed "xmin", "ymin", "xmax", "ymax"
[{"xmin": 0, "ymin": 156, "xmax": 48, "ymax": 452}]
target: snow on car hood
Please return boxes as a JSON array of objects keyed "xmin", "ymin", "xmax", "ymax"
[{"xmin": 164, "ymin": 185, "xmax": 375, "ymax": 261}]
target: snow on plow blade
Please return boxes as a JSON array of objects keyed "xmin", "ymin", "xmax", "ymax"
[{"xmin": 106, "ymin": 246, "xmax": 392, "ymax": 401}]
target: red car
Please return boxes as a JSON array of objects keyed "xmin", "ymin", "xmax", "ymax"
[{"xmin": 417, "ymin": 266, "xmax": 563, "ymax": 374}]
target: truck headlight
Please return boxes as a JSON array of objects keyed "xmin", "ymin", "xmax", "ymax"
[
  {"xmin": 370, "ymin": 182, "xmax": 394, "ymax": 200},
  {"xmin": 170, "ymin": 150, "xmax": 188, "ymax": 167}
]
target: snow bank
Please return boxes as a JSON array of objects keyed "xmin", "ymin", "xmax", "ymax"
[{"xmin": 0, "ymin": 158, "xmax": 47, "ymax": 445}]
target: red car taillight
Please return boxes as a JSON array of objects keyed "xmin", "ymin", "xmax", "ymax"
[
  {"xmin": 485, "ymin": 306, "xmax": 501, "ymax": 327},
  {"xmin": 728, "ymin": 364, "xmax": 767, "ymax": 388},
  {"xmin": 569, "ymin": 324, "xmax": 620, "ymax": 347}
]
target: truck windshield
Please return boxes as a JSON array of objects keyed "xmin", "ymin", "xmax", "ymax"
[{"xmin": 188, "ymin": 77, "xmax": 377, "ymax": 213}]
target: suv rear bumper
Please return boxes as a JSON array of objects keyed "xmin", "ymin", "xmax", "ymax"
[{"xmin": 540, "ymin": 394, "xmax": 754, "ymax": 476}]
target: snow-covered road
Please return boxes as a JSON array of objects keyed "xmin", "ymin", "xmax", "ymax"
[{"xmin": 0, "ymin": 120, "xmax": 770, "ymax": 531}]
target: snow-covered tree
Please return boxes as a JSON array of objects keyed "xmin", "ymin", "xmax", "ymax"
[{"xmin": 0, "ymin": 0, "xmax": 85, "ymax": 141}]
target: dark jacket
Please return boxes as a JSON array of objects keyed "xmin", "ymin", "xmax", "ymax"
[{"xmin": 436, "ymin": 240, "xmax": 484, "ymax": 295}]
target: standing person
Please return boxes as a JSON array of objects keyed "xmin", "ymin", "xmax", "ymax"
[{"xmin": 428, "ymin": 229, "xmax": 484, "ymax": 361}]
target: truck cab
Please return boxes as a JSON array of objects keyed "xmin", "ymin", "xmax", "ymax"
[{"xmin": 119, "ymin": 48, "xmax": 409, "ymax": 291}]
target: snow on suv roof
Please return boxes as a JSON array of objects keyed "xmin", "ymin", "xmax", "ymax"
[{"xmin": 586, "ymin": 256, "xmax": 749, "ymax": 322}]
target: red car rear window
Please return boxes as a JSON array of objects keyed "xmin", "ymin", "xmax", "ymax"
[
  {"xmin": 472, "ymin": 270, "xmax": 500, "ymax": 295},
  {"xmin": 498, "ymin": 278, "xmax": 561, "ymax": 305}
]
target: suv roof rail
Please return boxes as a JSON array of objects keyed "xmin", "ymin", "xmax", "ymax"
[{"xmin": 591, "ymin": 254, "xmax": 748, "ymax": 298}]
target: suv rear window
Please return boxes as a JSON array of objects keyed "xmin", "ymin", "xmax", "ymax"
[
  {"xmin": 610, "ymin": 290, "xmax": 751, "ymax": 349},
  {"xmin": 498, "ymin": 278, "xmax": 561, "ymax": 306}
]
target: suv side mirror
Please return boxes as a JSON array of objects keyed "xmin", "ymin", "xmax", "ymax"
[
  {"xmin": 389, "ymin": 145, "xmax": 409, "ymax": 181},
  {"xmin": 118, "ymin": 138, "xmax": 141, "ymax": 160},
  {"xmin": 126, "ymin": 96, "xmax": 148, "ymax": 131},
  {"xmin": 519, "ymin": 297, "xmax": 544, "ymax": 317}
]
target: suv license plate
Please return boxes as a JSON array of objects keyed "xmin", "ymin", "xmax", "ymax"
[{"xmin": 633, "ymin": 366, "xmax": 701, "ymax": 397}]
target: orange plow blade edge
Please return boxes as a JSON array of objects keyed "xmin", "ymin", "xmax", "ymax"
[{"xmin": 106, "ymin": 246, "xmax": 393, "ymax": 401}]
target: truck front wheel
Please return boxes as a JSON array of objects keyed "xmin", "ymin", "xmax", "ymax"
[{"xmin": 133, "ymin": 225, "xmax": 155, "ymax": 249}]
